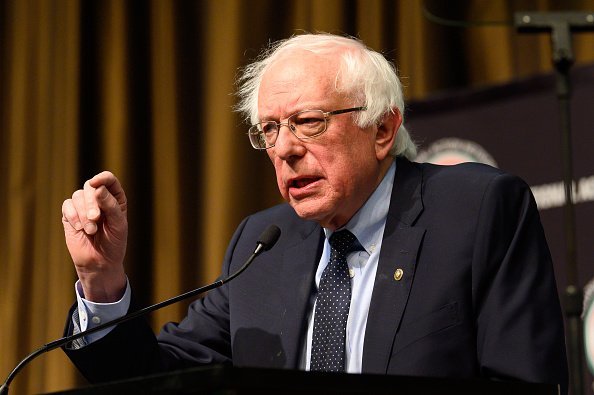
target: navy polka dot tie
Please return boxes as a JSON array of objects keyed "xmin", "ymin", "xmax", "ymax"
[{"xmin": 310, "ymin": 230, "xmax": 358, "ymax": 372}]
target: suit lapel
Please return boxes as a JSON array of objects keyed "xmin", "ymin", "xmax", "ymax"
[
  {"xmin": 362, "ymin": 158, "xmax": 426, "ymax": 374},
  {"xmin": 278, "ymin": 222, "xmax": 324, "ymax": 368}
]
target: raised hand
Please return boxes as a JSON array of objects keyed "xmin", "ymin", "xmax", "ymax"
[{"xmin": 61, "ymin": 171, "xmax": 128, "ymax": 302}]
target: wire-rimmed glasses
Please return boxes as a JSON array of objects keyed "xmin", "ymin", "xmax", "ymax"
[{"xmin": 248, "ymin": 106, "xmax": 366, "ymax": 150}]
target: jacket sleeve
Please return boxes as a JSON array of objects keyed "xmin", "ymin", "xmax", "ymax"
[
  {"xmin": 62, "ymin": 217, "xmax": 250, "ymax": 383},
  {"xmin": 471, "ymin": 172, "xmax": 568, "ymax": 394}
]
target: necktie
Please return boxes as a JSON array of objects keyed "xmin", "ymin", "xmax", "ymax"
[{"xmin": 310, "ymin": 229, "xmax": 358, "ymax": 372}]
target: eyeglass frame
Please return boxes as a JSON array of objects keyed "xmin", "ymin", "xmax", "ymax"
[{"xmin": 247, "ymin": 106, "xmax": 367, "ymax": 150}]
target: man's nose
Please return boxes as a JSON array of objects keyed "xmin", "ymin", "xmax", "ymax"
[{"xmin": 273, "ymin": 125, "xmax": 306, "ymax": 159}]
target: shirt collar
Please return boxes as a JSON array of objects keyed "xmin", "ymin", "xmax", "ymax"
[{"xmin": 324, "ymin": 160, "xmax": 396, "ymax": 254}]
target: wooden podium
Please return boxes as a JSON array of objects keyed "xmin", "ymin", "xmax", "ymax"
[{"xmin": 46, "ymin": 365, "xmax": 559, "ymax": 395}]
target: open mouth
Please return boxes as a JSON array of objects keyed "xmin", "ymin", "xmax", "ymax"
[{"xmin": 290, "ymin": 177, "xmax": 319, "ymax": 189}]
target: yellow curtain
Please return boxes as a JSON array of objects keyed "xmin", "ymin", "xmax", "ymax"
[{"xmin": 1, "ymin": 0, "xmax": 593, "ymax": 393}]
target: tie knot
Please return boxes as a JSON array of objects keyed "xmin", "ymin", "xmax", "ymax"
[{"xmin": 329, "ymin": 230, "xmax": 358, "ymax": 256}]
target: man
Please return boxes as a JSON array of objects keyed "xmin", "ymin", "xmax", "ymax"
[{"xmin": 61, "ymin": 33, "xmax": 568, "ymax": 391}]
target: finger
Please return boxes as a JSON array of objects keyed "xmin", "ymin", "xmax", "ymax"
[
  {"xmin": 95, "ymin": 185, "xmax": 125, "ymax": 220},
  {"xmin": 89, "ymin": 171, "xmax": 127, "ymax": 209},
  {"xmin": 83, "ymin": 180, "xmax": 101, "ymax": 222},
  {"xmin": 61, "ymin": 198, "xmax": 84, "ymax": 231},
  {"xmin": 76, "ymin": 187, "xmax": 98, "ymax": 235}
]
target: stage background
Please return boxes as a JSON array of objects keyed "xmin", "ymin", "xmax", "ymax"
[
  {"xmin": 0, "ymin": 1, "xmax": 593, "ymax": 393},
  {"xmin": 408, "ymin": 65, "xmax": 594, "ymax": 392},
  {"xmin": 408, "ymin": 64, "xmax": 594, "ymax": 298}
]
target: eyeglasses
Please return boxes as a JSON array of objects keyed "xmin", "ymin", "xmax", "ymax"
[{"xmin": 247, "ymin": 106, "xmax": 366, "ymax": 150}]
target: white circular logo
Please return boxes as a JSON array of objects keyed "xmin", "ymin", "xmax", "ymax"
[{"xmin": 415, "ymin": 138, "xmax": 497, "ymax": 167}]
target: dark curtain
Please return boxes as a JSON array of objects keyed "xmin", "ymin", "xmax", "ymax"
[{"xmin": 1, "ymin": 0, "xmax": 593, "ymax": 393}]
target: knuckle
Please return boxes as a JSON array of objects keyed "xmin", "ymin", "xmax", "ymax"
[
  {"xmin": 62, "ymin": 200, "xmax": 73, "ymax": 214},
  {"xmin": 72, "ymin": 189, "xmax": 83, "ymax": 200},
  {"xmin": 96, "ymin": 186, "xmax": 111, "ymax": 203}
]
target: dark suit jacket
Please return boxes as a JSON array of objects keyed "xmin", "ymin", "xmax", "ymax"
[{"xmin": 64, "ymin": 158, "xmax": 568, "ymax": 392}]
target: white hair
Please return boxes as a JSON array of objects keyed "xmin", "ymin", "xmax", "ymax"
[{"xmin": 235, "ymin": 33, "xmax": 417, "ymax": 159}]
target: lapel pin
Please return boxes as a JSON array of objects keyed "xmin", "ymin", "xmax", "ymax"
[{"xmin": 394, "ymin": 268, "xmax": 404, "ymax": 281}]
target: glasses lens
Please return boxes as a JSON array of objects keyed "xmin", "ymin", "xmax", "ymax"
[
  {"xmin": 249, "ymin": 122, "xmax": 279, "ymax": 149},
  {"xmin": 289, "ymin": 110, "xmax": 326, "ymax": 138},
  {"xmin": 261, "ymin": 122, "xmax": 279, "ymax": 147},
  {"xmin": 248, "ymin": 126, "xmax": 266, "ymax": 149}
]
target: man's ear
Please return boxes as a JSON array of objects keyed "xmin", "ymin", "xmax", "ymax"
[{"xmin": 375, "ymin": 108, "xmax": 402, "ymax": 161}]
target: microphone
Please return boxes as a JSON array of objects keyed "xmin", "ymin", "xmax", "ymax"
[{"xmin": 0, "ymin": 224, "xmax": 281, "ymax": 395}]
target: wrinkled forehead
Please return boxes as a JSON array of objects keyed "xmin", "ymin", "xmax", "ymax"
[
  {"xmin": 258, "ymin": 49, "xmax": 345, "ymax": 110},
  {"xmin": 262, "ymin": 50, "xmax": 339, "ymax": 85},
  {"xmin": 264, "ymin": 49, "xmax": 341, "ymax": 83},
  {"xmin": 261, "ymin": 50, "xmax": 341, "ymax": 91}
]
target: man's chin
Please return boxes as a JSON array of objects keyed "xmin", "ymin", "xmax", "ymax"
[
  {"xmin": 289, "ymin": 200, "xmax": 339, "ymax": 228},
  {"xmin": 289, "ymin": 200, "xmax": 326, "ymax": 222}
]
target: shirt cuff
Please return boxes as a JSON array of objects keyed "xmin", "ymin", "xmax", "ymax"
[{"xmin": 75, "ymin": 279, "xmax": 131, "ymax": 345}]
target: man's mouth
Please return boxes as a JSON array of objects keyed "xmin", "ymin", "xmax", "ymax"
[{"xmin": 290, "ymin": 177, "xmax": 319, "ymax": 189}]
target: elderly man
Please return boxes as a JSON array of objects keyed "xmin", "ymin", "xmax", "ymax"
[{"xmin": 61, "ymin": 33, "xmax": 568, "ymax": 391}]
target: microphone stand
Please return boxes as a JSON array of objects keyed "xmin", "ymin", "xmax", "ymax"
[
  {"xmin": 515, "ymin": 11, "xmax": 594, "ymax": 395},
  {"xmin": 0, "ymin": 225, "xmax": 281, "ymax": 395}
]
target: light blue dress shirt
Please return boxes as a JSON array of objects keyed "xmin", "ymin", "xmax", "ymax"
[
  {"xmin": 303, "ymin": 161, "xmax": 395, "ymax": 373},
  {"xmin": 74, "ymin": 278, "xmax": 131, "ymax": 344}
]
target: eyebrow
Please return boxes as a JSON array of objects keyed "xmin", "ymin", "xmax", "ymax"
[{"xmin": 262, "ymin": 106, "xmax": 337, "ymax": 121}]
